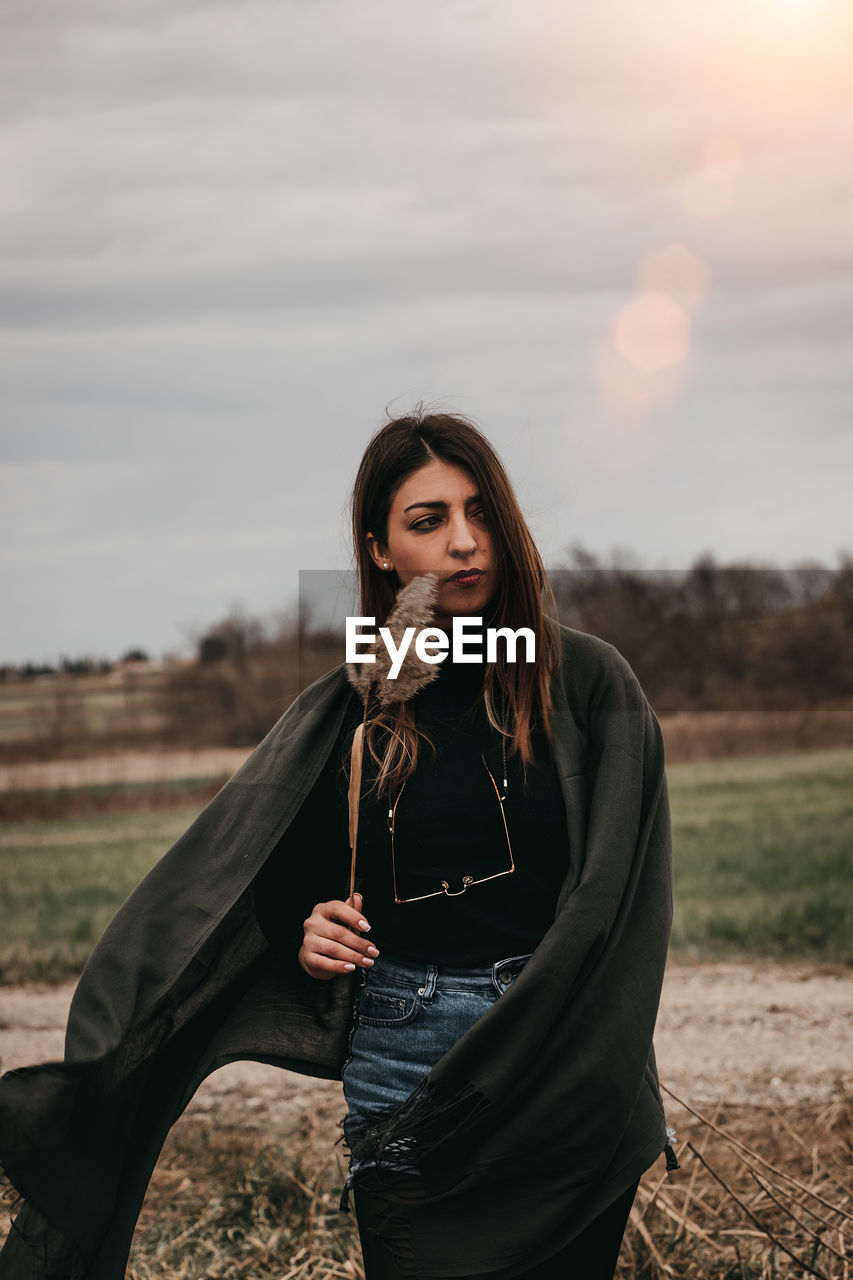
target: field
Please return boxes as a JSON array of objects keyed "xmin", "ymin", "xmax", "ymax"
[
  {"xmin": 0, "ymin": 667, "xmax": 171, "ymax": 747},
  {"xmin": 0, "ymin": 807, "xmax": 198, "ymax": 983},
  {"xmin": 1, "ymin": 748, "xmax": 851, "ymax": 983},
  {"xmin": 1, "ymin": 744, "xmax": 851, "ymax": 1277},
  {"xmin": 668, "ymin": 748, "xmax": 852, "ymax": 963},
  {"xmin": 122, "ymin": 1095, "xmax": 851, "ymax": 1280}
]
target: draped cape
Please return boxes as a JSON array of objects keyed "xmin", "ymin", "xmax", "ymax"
[{"xmin": 0, "ymin": 620, "xmax": 675, "ymax": 1279}]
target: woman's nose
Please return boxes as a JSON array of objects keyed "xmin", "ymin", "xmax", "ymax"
[{"xmin": 447, "ymin": 515, "xmax": 478, "ymax": 556}]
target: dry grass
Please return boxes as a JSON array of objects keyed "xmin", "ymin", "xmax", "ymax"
[
  {"xmin": 128, "ymin": 1096, "xmax": 363, "ymax": 1280},
  {"xmin": 2, "ymin": 708, "xmax": 850, "ymax": 819},
  {"xmin": 660, "ymin": 707, "xmax": 853, "ymax": 765},
  {"xmin": 121, "ymin": 1093, "xmax": 852, "ymax": 1280},
  {"xmin": 0, "ymin": 778, "xmax": 228, "ymax": 822},
  {"xmin": 622, "ymin": 1089, "xmax": 853, "ymax": 1279}
]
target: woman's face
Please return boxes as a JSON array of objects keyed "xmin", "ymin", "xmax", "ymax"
[{"xmin": 367, "ymin": 458, "xmax": 500, "ymax": 630}]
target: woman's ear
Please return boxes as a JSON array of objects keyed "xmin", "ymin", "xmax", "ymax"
[{"xmin": 366, "ymin": 531, "xmax": 391, "ymax": 569}]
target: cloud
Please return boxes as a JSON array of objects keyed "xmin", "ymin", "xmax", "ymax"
[{"xmin": 0, "ymin": 0, "xmax": 850, "ymax": 661}]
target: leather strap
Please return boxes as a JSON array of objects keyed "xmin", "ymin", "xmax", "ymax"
[{"xmin": 347, "ymin": 711, "xmax": 367, "ymax": 906}]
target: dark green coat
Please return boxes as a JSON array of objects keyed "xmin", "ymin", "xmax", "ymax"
[{"xmin": 0, "ymin": 620, "xmax": 675, "ymax": 1279}]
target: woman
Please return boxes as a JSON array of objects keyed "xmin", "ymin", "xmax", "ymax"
[
  {"xmin": 262, "ymin": 410, "xmax": 676, "ymax": 1278},
  {"xmin": 0, "ymin": 411, "xmax": 675, "ymax": 1280}
]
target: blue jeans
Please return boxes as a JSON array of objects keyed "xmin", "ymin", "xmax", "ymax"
[{"xmin": 341, "ymin": 949, "xmax": 533, "ymax": 1194}]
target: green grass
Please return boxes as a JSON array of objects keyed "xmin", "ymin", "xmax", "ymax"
[
  {"xmin": 1, "ymin": 749, "xmax": 851, "ymax": 984},
  {"xmin": 669, "ymin": 746, "xmax": 853, "ymax": 963},
  {"xmin": 0, "ymin": 807, "xmax": 199, "ymax": 982}
]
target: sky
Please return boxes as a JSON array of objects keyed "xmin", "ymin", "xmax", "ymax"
[{"xmin": 2, "ymin": 0, "xmax": 851, "ymax": 665}]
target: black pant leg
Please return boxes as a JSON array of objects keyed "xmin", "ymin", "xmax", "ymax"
[
  {"xmin": 353, "ymin": 1174, "xmax": 639, "ymax": 1280},
  {"xmin": 510, "ymin": 1180, "xmax": 639, "ymax": 1280}
]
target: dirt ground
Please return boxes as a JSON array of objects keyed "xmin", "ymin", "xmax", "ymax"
[{"xmin": 1, "ymin": 963, "xmax": 850, "ymax": 1126}]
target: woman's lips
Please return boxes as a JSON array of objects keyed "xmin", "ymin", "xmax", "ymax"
[{"xmin": 447, "ymin": 569, "xmax": 485, "ymax": 586}]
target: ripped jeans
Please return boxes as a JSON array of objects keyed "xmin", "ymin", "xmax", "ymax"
[{"xmin": 340, "ymin": 949, "xmax": 533, "ymax": 1200}]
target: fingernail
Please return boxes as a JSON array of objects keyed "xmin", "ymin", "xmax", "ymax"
[
  {"xmin": 358, "ymin": 919, "xmax": 370, "ymax": 931},
  {"xmin": 367, "ymin": 945, "xmax": 379, "ymax": 957},
  {"xmin": 362, "ymin": 957, "xmax": 374, "ymax": 966},
  {"xmin": 344, "ymin": 963, "xmax": 356, "ymax": 971}
]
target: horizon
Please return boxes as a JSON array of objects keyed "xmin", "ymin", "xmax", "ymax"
[{"xmin": 4, "ymin": 552, "xmax": 850, "ymax": 670}]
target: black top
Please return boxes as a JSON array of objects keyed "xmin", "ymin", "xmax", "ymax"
[{"xmin": 255, "ymin": 651, "xmax": 571, "ymax": 966}]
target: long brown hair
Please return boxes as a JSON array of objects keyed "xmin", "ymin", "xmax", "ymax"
[{"xmin": 349, "ymin": 408, "xmax": 560, "ymax": 797}]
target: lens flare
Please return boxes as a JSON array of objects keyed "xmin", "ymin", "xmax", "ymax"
[{"xmin": 760, "ymin": 0, "xmax": 829, "ymax": 23}]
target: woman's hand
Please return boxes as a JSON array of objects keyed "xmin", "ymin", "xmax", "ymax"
[{"xmin": 297, "ymin": 892, "xmax": 380, "ymax": 980}]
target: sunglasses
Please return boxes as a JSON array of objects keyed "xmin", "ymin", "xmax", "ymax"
[{"xmin": 387, "ymin": 749, "xmax": 515, "ymax": 904}]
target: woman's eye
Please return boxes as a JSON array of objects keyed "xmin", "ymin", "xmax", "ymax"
[{"xmin": 412, "ymin": 508, "xmax": 487, "ymax": 531}]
